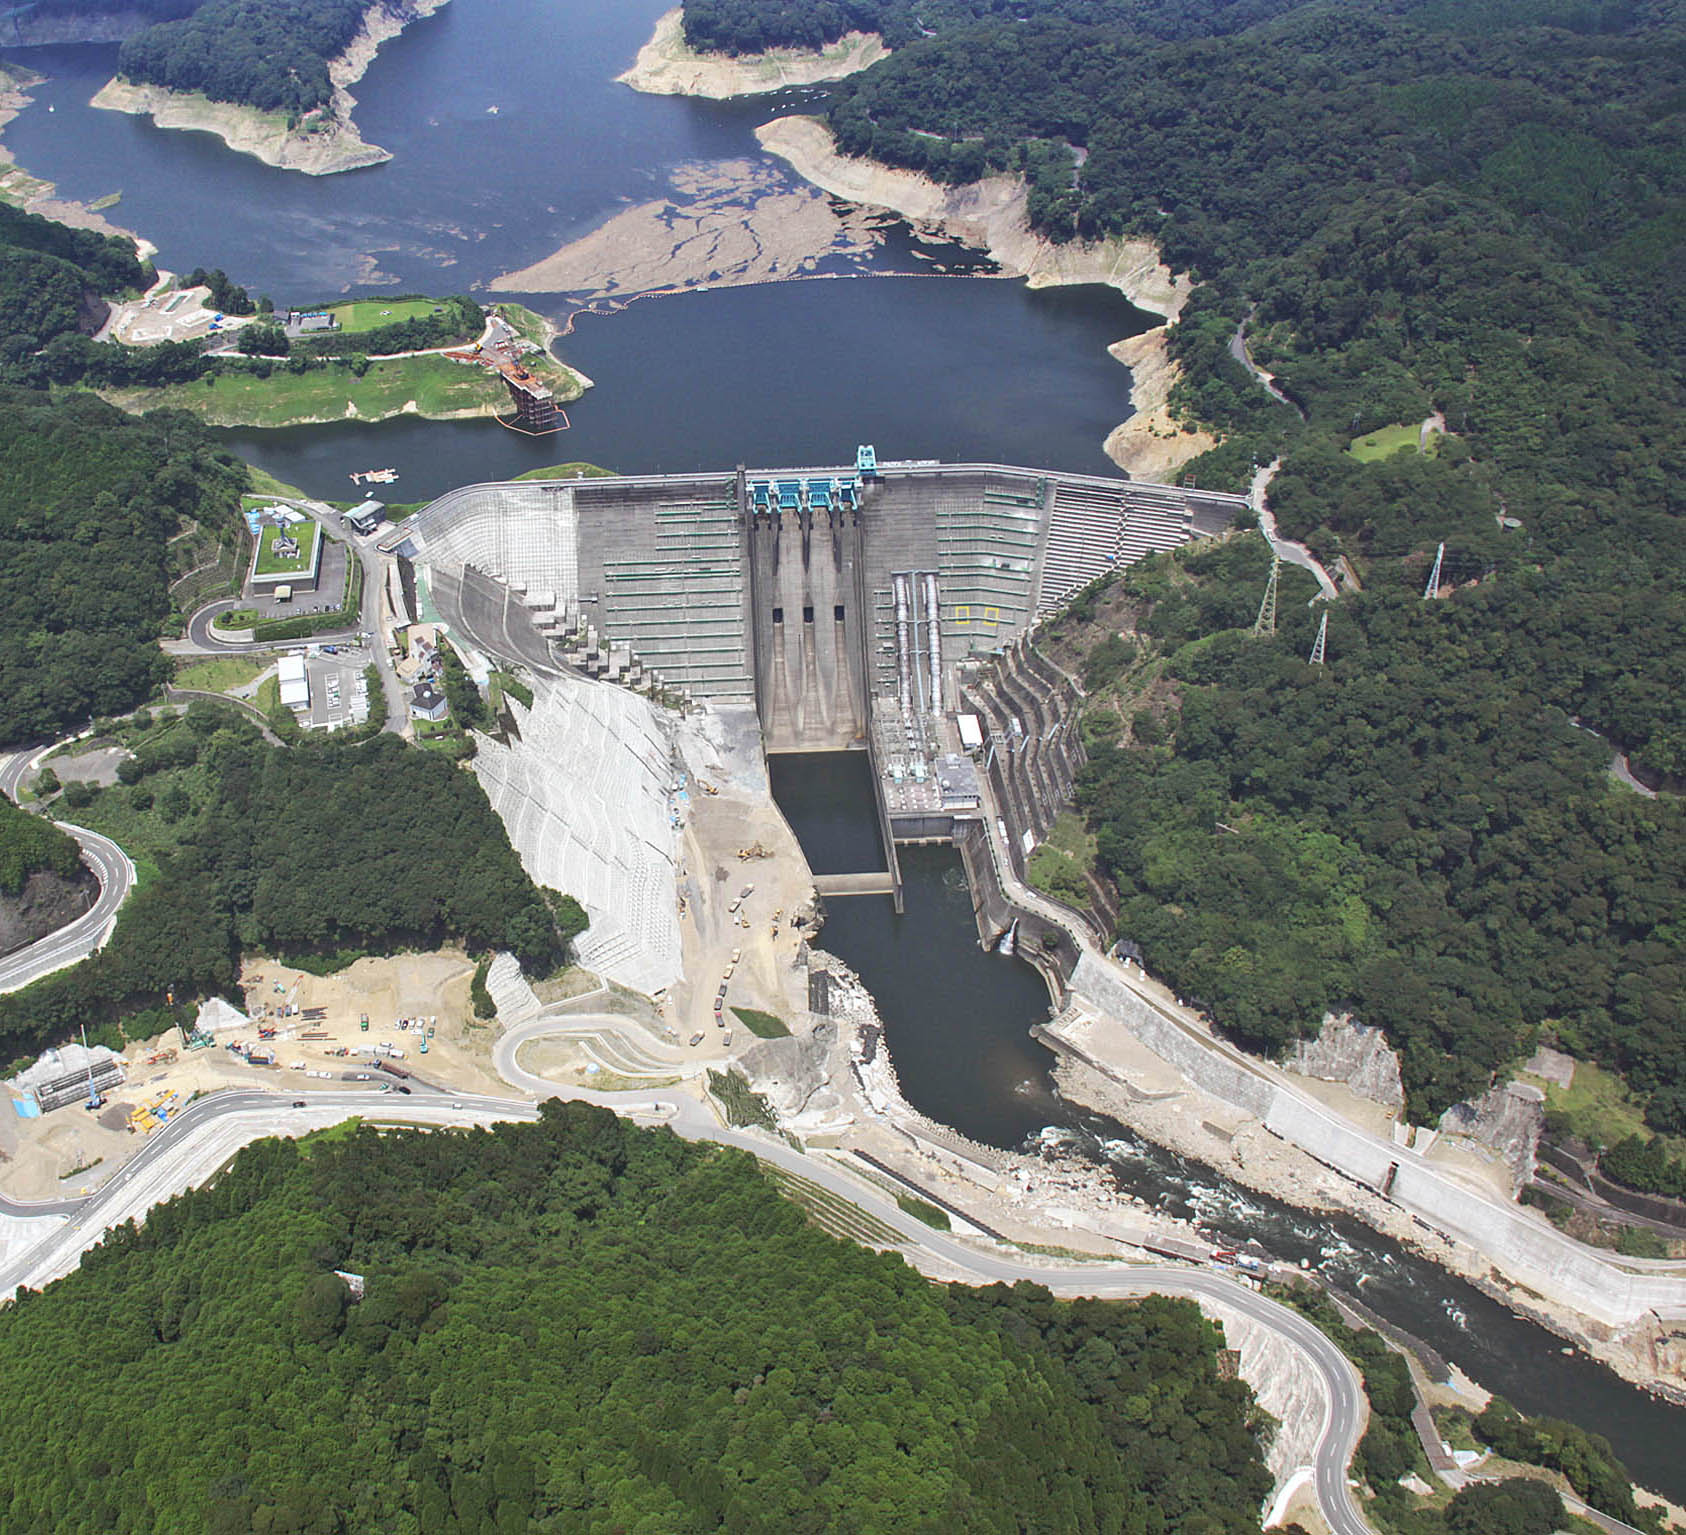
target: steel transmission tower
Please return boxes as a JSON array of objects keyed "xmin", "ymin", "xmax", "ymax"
[
  {"xmin": 1308, "ymin": 610, "xmax": 1328, "ymax": 666},
  {"xmin": 1253, "ymin": 554, "xmax": 1280, "ymax": 637},
  {"xmin": 1423, "ymin": 542, "xmax": 1445, "ymax": 600}
]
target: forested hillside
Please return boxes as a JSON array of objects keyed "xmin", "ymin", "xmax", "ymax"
[
  {"xmin": 0, "ymin": 800, "xmax": 81, "ymax": 896},
  {"xmin": 0, "ymin": 388, "xmax": 247, "ymax": 747},
  {"xmin": 0, "ymin": 716, "xmax": 572, "ymax": 1057},
  {"xmin": 0, "ymin": 1102, "xmax": 1271, "ymax": 1532},
  {"xmin": 116, "ymin": 0, "xmax": 376, "ymax": 117},
  {"xmin": 0, "ymin": 201, "xmax": 144, "ymax": 347},
  {"xmin": 1060, "ymin": 535, "xmax": 1686, "ymax": 1122},
  {"xmin": 696, "ymin": 0, "xmax": 1686, "ymax": 1124}
]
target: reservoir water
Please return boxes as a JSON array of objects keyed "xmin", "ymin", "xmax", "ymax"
[
  {"xmin": 7, "ymin": 0, "xmax": 1685, "ymax": 1493},
  {"xmin": 221, "ymin": 276, "xmax": 1150, "ymax": 500}
]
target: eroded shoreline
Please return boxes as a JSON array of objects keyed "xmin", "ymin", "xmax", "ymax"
[
  {"xmin": 91, "ymin": 0, "xmax": 452, "ymax": 174},
  {"xmin": 617, "ymin": 8, "xmax": 887, "ymax": 98},
  {"xmin": 753, "ymin": 115, "xmax": 1215, "ymax": 478}
]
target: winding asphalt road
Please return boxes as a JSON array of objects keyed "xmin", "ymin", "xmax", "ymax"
[
  {"xmin": 0, "ymin": 1037, "xmax": 1372, "ymax": 1532},
  {"xmin": 0, "ymin": 749, "xmax": 137, "ymax": 995},
  {"xmin": 495, "ymin": 1022, "xmax": 1373, "ymax": 1535}
]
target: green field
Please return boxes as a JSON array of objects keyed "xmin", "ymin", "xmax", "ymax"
[
  {"xmin": 492, "ymin": 302, "xmax": 554, "ymax": 348},
  {"xmin": 1027, "ymin": 810, "xmax": 1099, "ymax": 906},
  {"xmin": 1527, "ymin": 1058, "xmax": 1651, "ymax": 1150},
  {"xmin": 244, "ymin": 463, "xmax": 307, "ymax": 500},
  {"xmin": 103, "ymin": 352, "xmax": 586, "ymax": 428},
  {"xmin": 174, "ymin": 655, "xmax": 266, "ymax": 693},
  {"xmin": 513, "ymin": 462, "xmax": 615, "ymax": 480},
  {"xmin": 322, "ymin": 297, "xmax": 443, "ymax": 333},
  {"xmin": 252, "ymin": 517, "xmax": 319, "ymax": 577},
  {"xmin": 1348, "ymin": 422, "xmax": 1435, "ymax": 462}
]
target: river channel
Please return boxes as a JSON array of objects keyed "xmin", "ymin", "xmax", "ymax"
[
  {"xmin": 772, "ymin": 754, "xmax": 1686, "ymax": 1503},
  {"xmin": 7, "ymin": 0, "xmax": 1685, "ymax": 1496}
]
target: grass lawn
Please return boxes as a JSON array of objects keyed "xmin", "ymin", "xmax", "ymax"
[
  {"xmin": 102, "ymin": 355, "xmax": 517, "ymax": 428},
  {"xmin": 513, "ymin": 462, "xmax": 615, "ymax": 480},
  {"xmin": 1348, "ymin": 422, "xmax": 1433, "ymax": 462},
  {"xmin": 252, "ymin": 517, "xmax": 320, "ymax": 577},
  {"xmin": 896, "ymin": 1192, "xmax": 951, "ymax": 1231},
  {"xmin": 322, "ymin": 297, "xmax": 443, "ymax": 333},
  {"xmin": 492, "ymin": 302, "xmax": 553, "ymax": 348},
  {"xmin": 254, "ymin": 676, "xmax": 280, "ymax": 714},
  {"xmin": 213, "ymin": 608, "xmax": 260, "ymax": 630},
  {"xmin": 731, "ymin": 1006, "xmax": 790, "ymax": 1039},
  {"xmin": 175, "ymin": 655, "xmax": 266, "ymax": 693}
]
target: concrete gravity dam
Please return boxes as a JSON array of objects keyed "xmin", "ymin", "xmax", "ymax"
[
  {"xmin": 390, "ymin": 452, "xmax": 1242, "ymax": 985},
  {"xmin": 397, "ymin": 449, "xmax": 1242, "ymax": 737}
]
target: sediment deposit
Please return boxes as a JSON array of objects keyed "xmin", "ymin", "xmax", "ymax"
[{"xmin": 490, "ymin": 159, "xmax": 884, "ymax": 294}]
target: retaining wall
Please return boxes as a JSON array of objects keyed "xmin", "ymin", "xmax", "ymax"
[{"xmin": 1067, "ymin": 953, "xmax": 1686, "ymax": 1329}]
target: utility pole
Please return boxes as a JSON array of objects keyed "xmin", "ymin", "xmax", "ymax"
[
  {"xmin": 1252, "ymin": 554, "xmax": 1280, "ymax": 637},
  {"xmin": 1308, "ymin": 610, "xmax": 1328, "ymax": 666},
  {"xmin": 1423, "ymin": 542, "xmax": 1445, "ymax": 601}
]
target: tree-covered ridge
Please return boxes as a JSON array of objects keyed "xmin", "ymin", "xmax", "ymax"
[
  {"xmin": 117, "ymin": 0, "xmax": 374, "ymax": 118},
  {"xmin": 0, "ymin": 800, "xmax": 81, "ymax": 897},
  {"xmin": 1063, "ymin": 536, "xmax": 1686, "ymax": 1122},
  {"xmin": 0, "ymin": 201, "xmax": 145, "ymax": 349},
  {"xmin": 0, "ymin": 1102, "xmax": 1271, "ymax": 1532},
  {"xmin": 0, "ymin": 718, "xmax": 567, "ymax": 1056},
  {"xmin": 0, "ymin": 388, "xmax": 248, "ymax": 749},
  {"xmin": 682, "ymin": 0, "xmax": 1308, "ymax": 55},
  {"xmin": 809, "ymin": 1, "xmax": 1684, "ymax": 753}
]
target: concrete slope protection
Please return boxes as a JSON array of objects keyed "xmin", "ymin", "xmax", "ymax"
[
  {"xmin": 967, "ymin": 776, "xmax": 1686, "ymax": 1336},
  {"xmin": 0, "ymin": 750, "xmax": 136, "ymax": 995},
  {"xmin": 0, "ymin": 1067, "xmax": 1373, "ymax": 1534}
]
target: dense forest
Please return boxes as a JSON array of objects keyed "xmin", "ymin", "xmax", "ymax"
[
  {"xmin": 1063, "ymin": 536, "xmax": 1686, "ymax": 1120},
  {"xmin": 682, "ymin": 0, "xmax": 1305, "ymax": 54},
  {"xmin": 0, "ymin": 200, "xmax": 144, "ymax": 348},
  {"xmin": 0, "ymin": 388, "xmax": 248, "ymax": 748},
  {"xmin": 0, "ymin": 1102, "xmax": 1271, "ymax": 1531},
  {"xmin": 684, "ymin": 0, "xmax": 1686, "ymax": 1125},
  {"xmin": 0, "ymin": 715, "xmax": 569, "ymax": 1058},
  {"xmin": 116, "ymin": 0, "xmax": 375, "ymax": 117},
  {"xmin": 0, "ymin": 800, "xmax": 81, "ymax": 897}
]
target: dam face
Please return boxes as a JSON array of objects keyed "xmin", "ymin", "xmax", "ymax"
[
  {"xmin": 748, "ymin": 487, "xmax": 867, "ymax": 753},
  {"xmin": 399, "ymin": 453, "xmax": 1244, "ymax": 734}
]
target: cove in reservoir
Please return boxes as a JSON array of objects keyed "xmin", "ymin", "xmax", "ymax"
[{"xmin": 772, "ymin": 753, "xmax": 1686, "ymax": 1503}]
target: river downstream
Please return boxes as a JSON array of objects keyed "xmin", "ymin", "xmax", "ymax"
[
  {"xmin": 773, "ymin": 755, "xmax": 1686, "ymax": 1504},
  {"xmin": 7, "ymin": 0, "xmax": 1686, "ymax": 1497}
]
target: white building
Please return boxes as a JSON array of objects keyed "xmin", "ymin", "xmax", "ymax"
[{"xmin": 277, "ymin": 654, "xmax": 310, "ymax": 712}]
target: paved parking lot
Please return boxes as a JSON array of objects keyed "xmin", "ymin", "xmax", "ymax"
[{"xmin": 295, "ymin": 650, "xmax": 371, "ymax": 731}]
